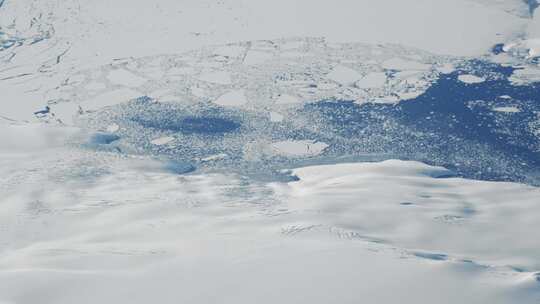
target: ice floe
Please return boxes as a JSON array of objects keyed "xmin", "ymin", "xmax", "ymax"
[
  {"xmin": 107, "ymin": 69, "xmax": 147, "ymax": 87},
  {"xmin": 326, "ymin": 66, "xmax": 363, "ymax": 86},
  {"xmin": 213, "ymin": 90, "xmax": 248, "ymax": 107},
  {"xmin": 271, "ymin": 140, "xmax": 329, "ymax": 157},
  {"xmin": 458, "ymin": 74, "xmax": 486, "ymax": 84},
  {"xmin": 150, "ymin": 136, "xmax": 175, "ymax": 146}
]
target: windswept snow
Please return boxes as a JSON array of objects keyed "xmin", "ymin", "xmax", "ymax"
[{"xmin": 272, "ymin": 160, "xmax": 540, "ymax": 271}]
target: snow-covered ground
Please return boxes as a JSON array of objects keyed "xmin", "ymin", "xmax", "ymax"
[
  {"xmin": 1, "ymin": 124, "xmax": 540, "ymax": 303},
  {"xmin": 1, "ymin": 0, "xmax": 540, "ymax": 303}
]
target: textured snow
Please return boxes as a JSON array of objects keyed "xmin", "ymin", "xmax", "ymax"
[{"xmin": 272, "ymin": 160, "xmax": 540, "ymax": 270}]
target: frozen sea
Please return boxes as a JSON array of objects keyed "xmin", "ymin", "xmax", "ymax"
[{"xmin": 1, "ymin": 0, "xmax": 540, "ymax": 303}]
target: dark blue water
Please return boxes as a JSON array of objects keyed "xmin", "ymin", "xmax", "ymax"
[
  {"xmin": 491, "ymin": 43, "xmax": 505, "ymax": 55},
  {"xmin": 83, "ymin": 61, "xmax": 540, "ymax": 184},
  {"xmin": 525, "ymin": 0, "xmax": 539, "ymax": 16},
  {"xmin": 127, "ymin": 98, "xmax": 242, "ymax": 136},
  {"xmin": 300, "ymin": 61, "xmax": 540, "ymax": 184},
  {"xmin": 135, "ymin": 116, "xmax": 240, "ymax": 134},
  {"xmin": 89, "ymin": 132, "xmax": 120, "ymax": 145}
]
